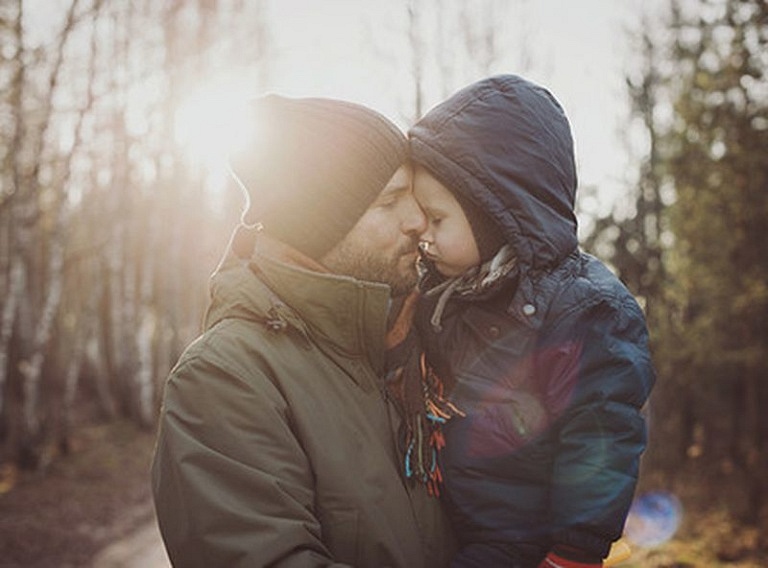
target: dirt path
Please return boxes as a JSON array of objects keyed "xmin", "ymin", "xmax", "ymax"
[
  {"xmin": 91, "ymin": 519, "xmax": 170, "ymax": 568},
  {"xmin": 0, "ymin": 422, "xmax": 168, "ymax": 568}
]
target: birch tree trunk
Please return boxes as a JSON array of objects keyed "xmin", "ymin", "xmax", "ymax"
[
  {"xmin": 0, "ymin": 0, "xmax": 26, "ymax": 425},
  {"xmin": 21, "ymin": 0, "xmax": 102, "ymax": 442}
]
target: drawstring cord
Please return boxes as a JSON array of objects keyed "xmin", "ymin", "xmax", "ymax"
[{"xmin": 428, "ymin": 277, "xmax": 463, "ymax": 332}]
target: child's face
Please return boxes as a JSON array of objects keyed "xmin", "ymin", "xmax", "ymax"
[{"xmin": 413, "ymin": 166, "xmax": 481, "ymax": 277}]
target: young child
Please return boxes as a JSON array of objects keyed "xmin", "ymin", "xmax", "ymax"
[{"xmin": 403, "ymin": 75, "xmax": 656, "ymax": 567}]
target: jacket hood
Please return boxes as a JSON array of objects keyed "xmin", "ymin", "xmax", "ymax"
[{"xmin": 410, "ymin": 75, "xmax": 578, "ymax": 274}]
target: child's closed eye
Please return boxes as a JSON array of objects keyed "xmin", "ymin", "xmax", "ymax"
[{"xmin": 375, "ymin": 195, "xmax": 400, "ymax": 210}]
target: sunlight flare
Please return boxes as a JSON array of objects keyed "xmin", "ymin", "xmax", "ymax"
[{"xmin": 173, "ymin": 79, "xmax": 254, "ymax": 179}]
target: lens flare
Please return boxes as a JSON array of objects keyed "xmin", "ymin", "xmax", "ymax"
[
  {"xmin": 174, "ymin": 77, "xmax": 254, "ymax": 179},
  {"xmin": 624, "ymin": 491, "xmax": 683, "ymax": 547}
]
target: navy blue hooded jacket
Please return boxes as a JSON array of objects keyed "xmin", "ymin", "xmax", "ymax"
[{"xmin": 409, "ymin": 75, "xmax": 655, "ymax": 566}]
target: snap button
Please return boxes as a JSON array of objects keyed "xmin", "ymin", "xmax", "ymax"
[
  {"xmin": 522, "ymin": 303, "xmax": 536, "ymax": 316},
  {"xmin": 488, "ymin": 325, "xmax": 500, "ymax": 338}
]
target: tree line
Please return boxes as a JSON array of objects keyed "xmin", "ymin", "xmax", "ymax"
[
  {"xmin": 0, "ymin": 0, "xmax": 268, "ymax": 470},
  {"xmin": 585, "ymin": 0, "xmax": 768, "ymax": 524}
]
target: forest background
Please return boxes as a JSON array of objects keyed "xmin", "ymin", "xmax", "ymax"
[{"xmin": 0, "ymin": 0, "xmax": 766, "ymax": 566}]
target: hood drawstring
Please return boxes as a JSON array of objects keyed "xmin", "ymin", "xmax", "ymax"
[{"xmin": 427, "ymin": 278, "xmax": 463, "ymax": 333}]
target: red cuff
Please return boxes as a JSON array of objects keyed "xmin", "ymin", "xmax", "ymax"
[{"xmin": 538, "ymin": 551, "xmax": 603, "ymax": 568}]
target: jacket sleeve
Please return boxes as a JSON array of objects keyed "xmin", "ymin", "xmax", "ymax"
[
  {"xmin": 539, "ymin": 295, "xmax": 655, "ymax": 559},
  {"xmin": 151, "ymin": 337, "xmax": 351, "ymax": 568}
]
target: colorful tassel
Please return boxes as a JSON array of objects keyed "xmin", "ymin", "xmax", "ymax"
[{"xmin": 401, "ymin": 353, "xmax": 465, "ymax": 496}]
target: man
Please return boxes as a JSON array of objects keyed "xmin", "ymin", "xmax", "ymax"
[{"xmin": 151, "ymin": 95, "xmax": 454, "ymax": 567}]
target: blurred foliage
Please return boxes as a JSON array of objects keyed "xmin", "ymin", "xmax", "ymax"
[
  {"xmin": 585, "ymin": 0, "xmax": 768, "ymax": 525},
  {"xmin": 0, "ymin": 0, "xmax": 263, "ymax": 469}
]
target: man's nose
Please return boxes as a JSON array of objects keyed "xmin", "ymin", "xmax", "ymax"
[{"xmin": 401, "ymin": 195, "xmax": 427, "ymax": 235}]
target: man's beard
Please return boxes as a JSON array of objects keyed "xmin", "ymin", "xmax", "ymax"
[{"xmin": 322, "ymin": 240, "xmax": 419, "ymax": 297}]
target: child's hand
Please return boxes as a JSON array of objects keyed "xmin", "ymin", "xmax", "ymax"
[
  {"xmin": 538, "ymin": 552, "xmax": 602, "ymax": 567},
  {"xmin": 538, "ymin": 539, "xmax": 632, "ymax": 568},
  {"xmin": 538, "ymin": 545, "xmax": 603, "ymax": 568}
]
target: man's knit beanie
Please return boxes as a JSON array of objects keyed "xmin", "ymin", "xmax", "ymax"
[{"xmin": 229, "ymin": 94, "xmax": 407, "ymax": 259}]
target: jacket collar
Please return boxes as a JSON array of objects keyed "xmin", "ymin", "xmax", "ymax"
[{"xmin": 207, "ymin": 226, "xmax": 392, "ymax": 378}]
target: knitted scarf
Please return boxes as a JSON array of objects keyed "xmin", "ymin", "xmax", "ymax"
[{"xmin": 385, "ymin": 292, "xmax": 464, "ymax": 496}]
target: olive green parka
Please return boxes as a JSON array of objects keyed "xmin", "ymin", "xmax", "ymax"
[{"xmin": 151, "ymin": 228, "xmax": 455, "ymax": 568}]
